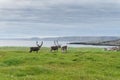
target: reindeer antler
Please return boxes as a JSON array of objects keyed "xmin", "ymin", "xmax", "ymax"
[
  {"xmin": 36, "ymin": 41, "xmax": 39, "ymax": 46},
  {"xmin": 54, "ymin": 40, "xmax": 57, "ymax": 46},
  {"xmin": 56, "ymin": 40, "xmax": 59, "ymax": 46},
  {"xmin": 40, "ymin": 41, "xmax": 43, "ymax": 47}
]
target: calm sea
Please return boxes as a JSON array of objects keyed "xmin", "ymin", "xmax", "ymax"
[{"xmin": 0, "ymin": 40, "xmax": 112, "ymax": 48}]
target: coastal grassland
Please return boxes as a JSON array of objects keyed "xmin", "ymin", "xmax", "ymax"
[{"xmin": 0, "ymin": 47, "xmax": 120, "ymax": 80}]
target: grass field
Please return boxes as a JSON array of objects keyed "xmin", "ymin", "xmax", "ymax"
[{"xmin": 0, "ymin": 47, "xmax": 120, "ymax": 80}]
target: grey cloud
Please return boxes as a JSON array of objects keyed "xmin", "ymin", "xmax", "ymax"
[
  {"xmin": 0, "ymin": 0, "xmax": 120, "ymax": 24},
  {"xmin": 0, "ymin": 8, "xmax": 119, "ymax": 24},
  {"xmin": 0, "ymin": 0, "xmax": 120, "ymax": 37}
]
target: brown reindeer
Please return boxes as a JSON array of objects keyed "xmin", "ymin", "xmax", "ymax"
[
  {"xmin": 56, "ymin": 41, "xmax": 67, "ymax": 53},
  {"xmin": 104, "ymin": 46, "xmax": 120, "ymax": 51},
  {"xmin": 29, "ymin": 41, "xmax": 43, "ymax": 53},
  {"xmin": 50, "ymin": 41, "xmax": 61, "ymax": 52},
  {"xmin": 61, "ymin": 45, "xmax": 67, "ymax": 53}
]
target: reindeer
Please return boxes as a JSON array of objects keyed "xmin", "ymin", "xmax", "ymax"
[
  {"xmin": 56, "ymin": 40, "xmax": 67, "ymax": 53},
  {"xmin": 111, "ymin": 47, "xmax": 120, "ymax": 51},
  {"xmin": 29, "ymin": 41, "xmax": 43, "ymax": 53},
  {"xmin": 104, "ymin": 46, "xmax": 120, "ymax": 51},
  {"xmin": 50, "ymin": 41, "xmax": 61, "ymax": 52},
  {"xmin": 61, "ymin": 45, "xmax": 67, "ymax": 53}
]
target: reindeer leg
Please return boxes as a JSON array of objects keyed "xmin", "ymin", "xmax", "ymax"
[
  {"xmin": 29, "ymin": 50, "xmax": 32, "ymax": 53},
  {"xmin": 56, "ymin": 49, "xmax": 58, "ymax": 52},
  {"xmin": 50, "ymin": 49, "xmax": 52, "ymax": 52},
  {"xmin": 36, "ymin": 51, "xmax": 38, "ymax": 53}
]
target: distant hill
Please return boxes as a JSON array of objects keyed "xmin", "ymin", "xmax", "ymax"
[
  {"xmin": 99, "ymin": 39, "xmax": 120, "ymax": 46},
  {"xmin": 0, "ymin": 36, "xmax": 120, "ymax": 43},
  {"xmin": 69, "ymin": 37, "xmax": 120, "ymax": 46},
  {"xmin": 41, "ymin": 36, "xmax": 120, "ymax": 42}
]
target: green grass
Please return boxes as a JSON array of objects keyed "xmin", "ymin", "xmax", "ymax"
[{"xmin": 0, "ymin": 47, "xmax": 120, "ymax": 80}]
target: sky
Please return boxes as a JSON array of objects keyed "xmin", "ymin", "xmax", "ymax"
[{"xmin": 0, "ymin": 0, "xmax": 120, "ymax": 38}]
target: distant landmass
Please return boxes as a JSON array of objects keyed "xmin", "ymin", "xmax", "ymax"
[
  {"xmin": 69, "ymin": 38, "xmax": 120, "ymax": 46},
  {"xmin": 0, "ymin": 36, "xmax": 120, "ymax": 43},
  {"xmin": 41, "ymin": 36, "xmax": 120, "ymax": 42}
]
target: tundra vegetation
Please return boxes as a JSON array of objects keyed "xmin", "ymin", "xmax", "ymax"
[{"xmin": 0, "ymin": 47, "xmax": 120, "ymax": 80}]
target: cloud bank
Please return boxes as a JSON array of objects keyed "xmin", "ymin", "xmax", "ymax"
[{"xmin": 0, "ymin": 0, "xmax": 120, "ymax": 37}]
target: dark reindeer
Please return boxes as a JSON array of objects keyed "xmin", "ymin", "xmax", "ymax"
[
  {"xmin": 29, "ymin": 41, "xmax": 43, "ymax": 53},
  {"xmin": 56, "ymin": 40, "xmax": 67, "ymax": 53},
  {"xmin": 50, "ymin": 41, "xmax": 61, "ymax": 52},
  {"xmin": 61, "ymin": 45, "xmax": 67, "ymax": 53}
]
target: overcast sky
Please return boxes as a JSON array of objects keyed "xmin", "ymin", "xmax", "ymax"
[{"xmin": 0, "ymin": 0, "xmax": 120, "ymax": 38}]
